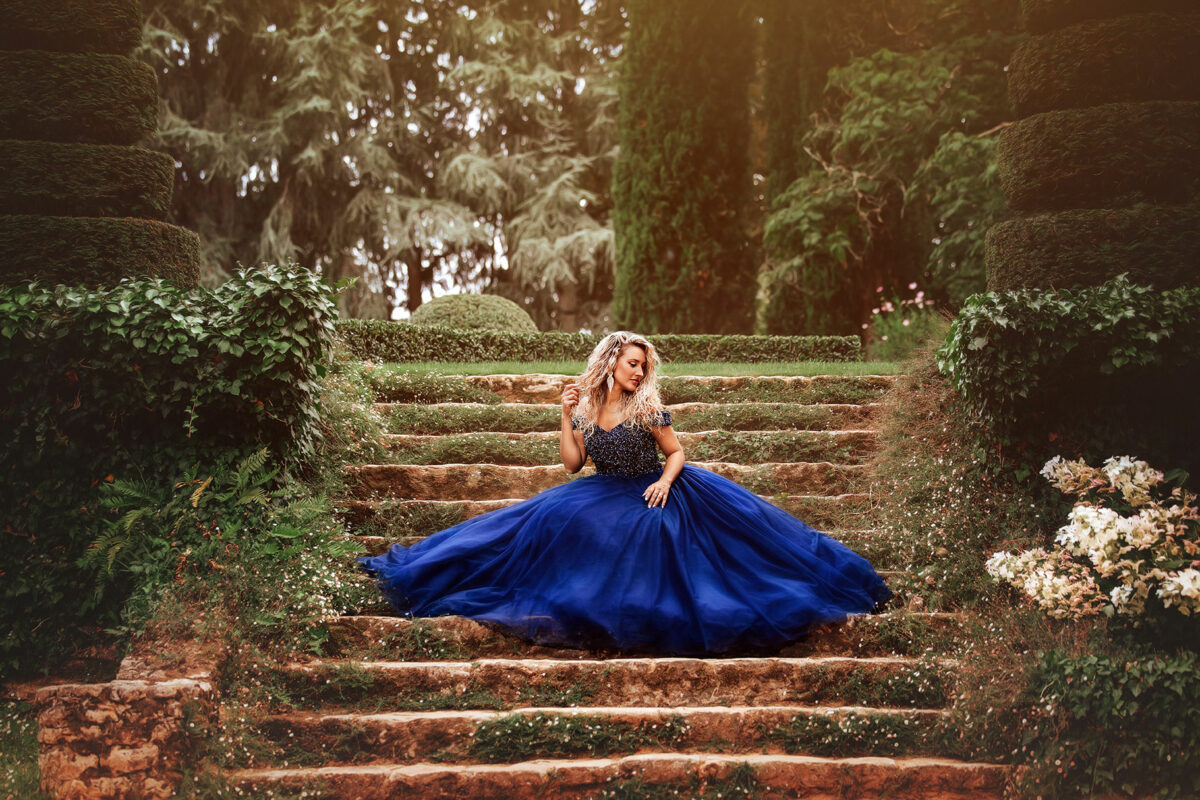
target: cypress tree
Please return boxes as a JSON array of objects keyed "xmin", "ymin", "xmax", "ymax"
[
  {"xmin": 611, "ymin": 0, "xmax": 757, "ymax": 334},
  {"xmin": 762, "ymin": 0, "xmax": 833, "ymax": 204}
]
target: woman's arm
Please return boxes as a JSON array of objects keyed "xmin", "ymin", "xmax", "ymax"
[
  {"xmin": 645, "ymin": 423, "xmax": 685, "ymax": 507},
  {"xmin": 560, "ymin": 382, "xmax": 587, "ymax": 473},
  {"xmin": 652, "ymin": 424, "xmax": 685, "ymax": 483}
]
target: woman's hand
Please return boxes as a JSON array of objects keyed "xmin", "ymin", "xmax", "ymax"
[
  {"xmin": 562, "ymin": 383, "xmax": 579, "ymax": 416},
  {"xmin": 644, "ymin": 479, "xmax": 672, "ymax": 508}
]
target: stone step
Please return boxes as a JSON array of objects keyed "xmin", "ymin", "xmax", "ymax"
[
  {"xmin": 384, "ymin": 428, "xmax": 880, "ymax": 467},
  {"xmin": 366, "ymin": 372, "xmax": 898, "ymax": 405},
  {"xmin": 321, "ymin": 612, "xmax": 963, "ymax": 661},
  {"xmin": 344, "ymin": 462, "xmax": 868, "ymax": 501},
  {"xmin": 274, "ymin": 656, "xmax": 952, "ymax": 711},
  {"xmin": 378, "ymin": 401, "xmax": 882, "ymax": 435},
  {"xmin": 338, "ymin": 493, "xmax": 877, "ymax": 539},
  {"xmin": 232, "ymin": 752, "xmax": 1007, "ymax": 800},
  {"xmin": 256, "ymin": 704, "xmax": 953, "ymax": 766}
]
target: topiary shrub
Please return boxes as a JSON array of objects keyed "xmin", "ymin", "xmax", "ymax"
[
  {"xmin": 1019, "ymin": 0, "xmax": 1197, "ymax": 33},
  {"xmin": 0, "ymin": 0, "xmax": 142, "ymax": 54},
  {"xmin": 998, "ymin": 101, "xmax": 1200, "ymax": 212},
  {"xmin": 0, "ymin": 51, "xmax": 157, "ymax": 145},
  {"xmin": 0, "ymin": 140, "xmax": 174, "ymax": 219},
  {"xmin": 410, "ymin": 293, "xmax": 540, "ymax": 333},
  {"xmin": 1008, "ymin": 13, "xmax": 1200, "ymax": 118},
  {"xmin": 0, "ymin": 215, "xmax": 201, "ymax": 288},
  {"xmin": 985, "ymin": 203, "xmax": 1200, "ymax": 291}
]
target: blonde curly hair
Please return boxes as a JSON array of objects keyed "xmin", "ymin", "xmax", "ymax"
[{"xmin": 571, "ymin": 331, "xmax": 668, "ymax": 436}]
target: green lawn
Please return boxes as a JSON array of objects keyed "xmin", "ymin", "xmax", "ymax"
[{"xmin": 362, "ymin": 360, "xmax": 903, "ymax": 377}]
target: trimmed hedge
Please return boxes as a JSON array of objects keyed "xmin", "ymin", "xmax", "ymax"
[
  {"xmin": 336, "ymin": 320, "xmax": 862, "ymax": 363},
  {"xmin": 1020, "ymin": 0, "xmax": 1198, "ymax": 33},
  {"xmin": 1009, "ymin": 13, "xmax": 1200, "ymax": 118},
  {"xmin": 986, "ymin": 204, "xmax": 1200, "ymax": 291},
  {"xmin": 0, "ymin": 215, "xmax": 200, "ymax": 288},
  {"xmin": 0, "ymin": 51, "xmax": 157, "ymax": 145},
  {"xmin": 998, "ymin": 101, "xmax": 1200, "ymax": 212},
  {"xmin": 0, "ymin": 140, "xmax": 174, "ymax": 219},
  {"xmin": 0, "ymin": 0, "xmax": 142, "ymax": 54},
  {"xmin": 410, "ymin": 293, "xmax": 539, "ymax": 333}
]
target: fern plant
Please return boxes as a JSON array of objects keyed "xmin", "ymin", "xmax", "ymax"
[{"xmin": 81, "ymin": 449, "xmax": 278, "ymax": 614}]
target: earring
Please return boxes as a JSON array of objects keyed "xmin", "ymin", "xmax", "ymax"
[{"xmin": 606, "ymin": 373, "xmax": 614, "ymax": 391}]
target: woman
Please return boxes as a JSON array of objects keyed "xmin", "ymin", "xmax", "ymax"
[{"xmin": 358, "ymin": 331, "xmax": 891, "ymax": 655}]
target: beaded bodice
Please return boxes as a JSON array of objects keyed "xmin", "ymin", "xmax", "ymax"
[{"xmin": 571, "ymin": 409, "xmax": 672, "ymax": 478}]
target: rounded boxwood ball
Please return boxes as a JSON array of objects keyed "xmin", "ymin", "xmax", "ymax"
[{"xmin": 410, "ymin": 294, "xmax": 539, "ymax": 333}]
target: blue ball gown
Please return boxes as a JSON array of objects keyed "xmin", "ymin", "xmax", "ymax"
[{"xmin": 357, "ymin": 408, "xmax": 892, "ymax": 656}]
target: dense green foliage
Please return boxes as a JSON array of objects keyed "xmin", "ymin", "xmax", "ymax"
[
  {"xmin": 142, "ymin": 0, "xmax": 624, "ymax": 327},
  {"xmin": 88, "ymin": 448, "xmax": 368, "ymax": 651},
  {"xmin": 760, "ymin": 0, "xmax": 830, "ymax": 203},
  {"xmin": 0, "ymin": 216, "xmax": 200, "ymax": 287},
  {"xmin": 1021, "ymin": 649, "xmax": 1200, "ymax": 799},
  {"xmin": 409, "ymin": 293, "xmax": 538, "ymax": 333},
  {"xmin": 0, "ymin": 0, "xmax": 142, "ymax": 53},
  {"xmin": 0, "ymin": 50, "xmax": 157, "ymax": 145},
  {"xmin": 0, "ymin": 265, "xmax": 336, "ymax": 675},
  {"xmin": 998, "ymin": 101, "xmax": 1200, "ymax": 213},
  {"xmin": 1008, "ymin": 13, "xmax": 1200, "ymax": 118},
  {"xmin": 1020, "ymin": 0, "xmax": 1196, "ymax": 33},
  {"xmin": 985, "ymin": 203, "xmax": 1200, "ymax": 292},
  {"xmin": 336, "ymin": 319, "xmax": 861, "ymax": 363},
  {"xmin": 760, "ymin": 4, "xmax": 1018, "ymax": 334},
  {"xmin": 0, "ymin": 140, "xmax": 174, "ymax": 219},
  {"xmin": 611, "ymin": 0, "xmax": 757, "ymax": 334},
  {"xmin": 936, "ymin": 275, "xmax": 1200, "ymax": 482}
]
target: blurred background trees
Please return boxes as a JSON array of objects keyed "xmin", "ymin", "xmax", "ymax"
[{"xmin": 138, "ymin": 0, "xmax": 1020, "ymax": 334}]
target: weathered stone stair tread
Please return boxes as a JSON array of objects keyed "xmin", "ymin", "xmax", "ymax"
[
  {"xmin": 345, "ymin": 461, "xmax": 867, "ymax": 501},
  {"xmin": 283, "ymin": 656, "xmax": 951, "ymax": 710},
  {"xmin": 232, "ymin": 752, "xmax": 1007, "ymax": 800},
  {"xmin": 257, "ymin": 705, "xmax": 951, "ymax": 765},
  {"xmin": 325, "ymin": 611, "xmax": 961, "ymax": 660}
]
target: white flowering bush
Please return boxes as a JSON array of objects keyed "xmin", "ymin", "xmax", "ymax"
[{"xmin": 986, "ymin": 455, "xmax": 1200, "ymax": 620}]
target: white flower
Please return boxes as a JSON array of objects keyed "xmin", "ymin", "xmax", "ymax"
[{"xmin": 1102, "ymin": 456, "xmax": 1163, "ymax": 507}]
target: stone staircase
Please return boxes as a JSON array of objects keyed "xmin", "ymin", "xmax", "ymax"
[{"xmin": 231, "ymin": 371, "xmax": 1009, "ymax": 798}]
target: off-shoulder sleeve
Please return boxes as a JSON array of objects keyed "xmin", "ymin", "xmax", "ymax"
[{"xmin": 655, "ymin": 408, "xmax": 672, "ymax": 427}]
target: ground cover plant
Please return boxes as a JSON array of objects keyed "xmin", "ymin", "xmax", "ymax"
[
  {"xmin": 866, "ymin": 322, "xmax": 1200, "ymax": 797},
  {"xmin": 0, "ymin": 701, "xmax": 47, "ymax": 800},
  {"xmin": 0, "ymin": 264, "xmax": 337, "ymax": 676}
]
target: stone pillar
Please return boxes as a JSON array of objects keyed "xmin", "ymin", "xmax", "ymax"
[
  {"xmin": 0, "ymin": 0, "xmax": 201, "ymax": 286},
  {"xmin": 36, "ymin": 679, "xmax": 216, "ymax": 800},
  {"xmin": 985, "ymin": 1, "xmax": 1200, "ymax": 291}
]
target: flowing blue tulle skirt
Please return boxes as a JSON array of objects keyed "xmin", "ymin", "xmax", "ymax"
[{"xmin": 357, "ymin": 464, "xmax": 892, "ymax": 656}]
